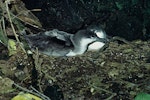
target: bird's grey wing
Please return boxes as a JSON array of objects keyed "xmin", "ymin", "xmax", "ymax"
[
  {"xmin": 44, "ymin": 29, "xmax": 73, "ymax": 46},
  {"xmin": 24, "ymin": 34, "xmax": 73, "ymax": 56}
]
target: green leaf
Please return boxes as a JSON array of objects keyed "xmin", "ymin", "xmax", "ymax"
[
  {"xmin": 7, "ymin": 39, "xmax": 17, "ymax": 56},
  {"xmin": 135, "ymin": 93, "xmax": 150, "ymax": 100}
]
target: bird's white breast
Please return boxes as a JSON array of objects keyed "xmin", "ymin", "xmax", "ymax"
[{"xmin": 88, "ymin": 42, "xmax": 105, "ymax": 51}]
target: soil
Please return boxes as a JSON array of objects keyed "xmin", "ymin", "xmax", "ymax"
[{"xmin": 0, "ymin": 39, "xmax": 150, "ymax": 100}]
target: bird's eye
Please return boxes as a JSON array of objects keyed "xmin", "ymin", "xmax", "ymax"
[{"xmin": 90, "ymin": 34, "xmax": 96, "ymax": 38}]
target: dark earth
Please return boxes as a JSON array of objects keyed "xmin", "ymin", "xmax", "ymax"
[{"xmin": 0, "ymin": 39, "xmax": 150, "ymax": 100}]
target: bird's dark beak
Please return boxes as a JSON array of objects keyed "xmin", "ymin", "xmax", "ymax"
[{"xmin": 97, "ymin": 38, "xmax": 109, "ymax": 43}]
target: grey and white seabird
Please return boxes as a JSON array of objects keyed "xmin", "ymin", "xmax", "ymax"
[{"xmin": 24, "ymin": 28, "xmax": 107, "ymax": 56}]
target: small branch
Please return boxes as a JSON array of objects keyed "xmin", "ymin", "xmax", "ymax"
[
  {"xmin": 5, "ymin": 0, "xmax": 26, "ymax": 53},
  {"xmin": 104, "ymin": 93, "xmax": 117, "ymax": 100},
  {"xmin": 30, "ymin": 86, "xmax": 51, "ymax": 100},
  {"xmin": 111, "ymin": 36, "xmax": 130, "ymax": 44},
  {"xmin": 89, "ymin": 83, "xmax": 116, "ymax": 99},
  {"xmin": 5, "ymin": 0, "xmax": 20, "ymax": 43},
  {"xmin": 13, "ymin": 83, "xmax": 51, "ymax": 100}
]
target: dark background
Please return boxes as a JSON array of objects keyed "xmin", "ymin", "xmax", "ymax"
[{"xmin": 22, "ymin": 0, "xmax": 150, "ymax": 40}]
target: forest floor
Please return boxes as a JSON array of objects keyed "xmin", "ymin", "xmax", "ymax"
[{"xmin": 0, "ymin": 39, "xmax": 150, "ymax": 100}]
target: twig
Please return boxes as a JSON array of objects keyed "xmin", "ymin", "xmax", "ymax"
[
  {"xmin": 30, "ymin": 86, "xmax": 51, "ymax": 100},
  {"xmin": 11, "ymin": 13, "xmax": 41, "ymax": 29},
  {"xmin": 111, "ymin": 36, "xmax": 131, "ymax": 44},
  {"xmin": 0, "ymin": 17, "xmax": 8, "ymax": 45},
  {"xmin": 5, "ymin": 0, "xmax": 26, "ymax": 53},
  {"xmin": 104, "ymin": 93, "xmax": 117, "ymax": 100},
  {"xmin": 13, "ymin": 83, "xmax": 51, "ymax": 100},
  {"xmin": 2, "ymin": 17, "xmax": 7, "ymax": 40},
  {"xmin": 91, "ymin": 85, "xmax": 115, "ymax": 94},
  {"xmin": 89, "ymin": 83, "xmax": 116, "ymax": 99},
  {"xmin": 5, "ymin": 0, "xmax": 19, "ymax": 43},
  {"xmin": 34, "ymin": 48, "xmax": 43, "ymax": 92}
]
